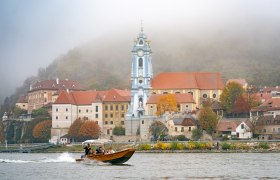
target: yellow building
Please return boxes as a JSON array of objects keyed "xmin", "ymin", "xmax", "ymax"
[{"xmin": 150, "ymin": 72, "xmax": 224, "ymax": 109}]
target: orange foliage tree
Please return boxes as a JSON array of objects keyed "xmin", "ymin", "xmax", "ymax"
[
  {"xmin": 79, "ymin": 121, "xmax": 100, "ymax": 141},
  {"xmin": 32, "ymin": 120, "xmax": 52, "ymax": 142},
  {"xmin": 68, "ymin": 119, "xmax": 85, "ymax": 141},
  {"xmin": 234, "ymin": 95, "xmax": 250, "ymax": 114},
  {"xmin": 156, "ymin": 94, "xmax": 177, "ymax": 116}
]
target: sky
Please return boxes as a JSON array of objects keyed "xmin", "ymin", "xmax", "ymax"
[{"xmin": 0, "ymin": 0, "xmax": 280, "ymax": 102}]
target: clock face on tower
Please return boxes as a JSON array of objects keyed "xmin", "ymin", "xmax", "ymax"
[{"xmin": 137, "ymin": 50, "xmax": 144, "ymax": 57}]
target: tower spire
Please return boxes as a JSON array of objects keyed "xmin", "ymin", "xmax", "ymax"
[{"xmin": 141, "ymin": 20, "xmax": 143, "ymax": 32}]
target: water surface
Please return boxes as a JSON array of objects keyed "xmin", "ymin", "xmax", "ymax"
[{"xmin": 0, "ymin": 153, "xmax": 279, "ymax": 179}]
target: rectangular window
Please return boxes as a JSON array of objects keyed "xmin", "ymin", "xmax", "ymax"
[
  {"xmin": 142, "ymin": 120, "xmax": 144, "ymax": 124},
  {"xmin": 110, "ymin": 114, "xmax": 113, "ymax": 118},
  {"xmin": 95, "ymin": 106, "xmax": 98, "ymax": 112},
  {"xmin": 95, "ymin": 114, "xmax": 98, "ymax": 118},
  {"xmin": 105, "ymin": 121, "xmax": 108, "ymax": 125},
  {"xmin": 66, "ymin": 116, "xmax": 68, "ymax": 120},
  {"xmin": 121, "ymin": 121, "xmax": 124, "ymax": 125},
  {"xmin": 121, "ymin": 105, "xmax": 124, "ymax": 111},
  {"xmin": 56, "ymin": 116, "xmax": 58, "ymax": 120},
  {"xmin": 79, "ymin": 109, "xmax": 81, "ymax": 113},
  {"xmin": 66, "ymin": 108, "xmax": 68, "ymax": 112},
  {"xmin": 175, "ymin": 127, "xmax": 177, "ymax": 132},
  {"xmin": 110, "ymin": 105, "xmax": 113, "ymax": 111},
  {"xmin": 110, "ymin": 121, "xmax": 113, "ymax": 124},
  {"xmin": 188, "ymin": 127, "xmax": 191, "ymax": 132},
  {"xmin": 107, "ymin": 129, "xmax": 110, "ymax": 134},
  {"xmin": 241, "ymin": 124, "xmax": 244, "ymax": 129},
  {"xmin": 116, "ymin": 105, "xmax": 118, "ymax": 111},
  {"xmin": 181, "ymin": 127, "xmax": 184, "ymax": 132},
  {"xmin": 56, "ymin": 108, "xmax": 58, "ymax": 112},
  {"xmin": 105, "ymin": 114, "xmax": 108, "ymax": 118},
  {"xmin": 121, "ymin": 113, "xmax": 124, "ymax": 118},
  {"xmin": 105, "ymin": 105, "xmax": 108, "ymax": 111},
  {"xmin": 86, "ymin": 109, "xmax": 88, "ymax": 113}
]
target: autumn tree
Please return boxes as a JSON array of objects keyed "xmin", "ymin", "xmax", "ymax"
[
  {"xmin": 234, "ymin": 95, "xmax": 250, "ymax": 114},
  {"xmin": 32, "ymin": 120, "xmax": 52, "ymax": 142},
  {"xmin": 149, "ymin": 121, "xmax": 168, "ymax": 141},
  {"xmin": 68, "ymin": 119, "xmax": 85, "ymax": 141},
  {"xmin": 198, "ymin": 104, "xmax": 218, "ymax": 134},
  {"xmin": 0, "ymin": 122, "xmax": 5, "ymax": 143},
  {"xmin": 220, "ymin": 82, "xmax": 245, "ymax": 115},
  {"xmin": 156, "ymin": 94, "xmax": 177, "ymax": 116},
  {"xmin": 79, "ymin": 121, "xmax": 100, "ymax": 141}
]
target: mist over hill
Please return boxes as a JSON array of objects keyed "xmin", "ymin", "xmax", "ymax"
[{"xmin": 3, "ymin": 22, "xmax": 280, "ymax": 108}]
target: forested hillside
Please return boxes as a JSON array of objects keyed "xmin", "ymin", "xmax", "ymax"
[{"xmin": 2, "ymin": 26, "xmax": 280, "ymax": 114}]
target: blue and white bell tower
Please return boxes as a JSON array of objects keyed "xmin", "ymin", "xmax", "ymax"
[{"xmin": 125, "ymin": 27, "xmax": 153, "ymax": 136}]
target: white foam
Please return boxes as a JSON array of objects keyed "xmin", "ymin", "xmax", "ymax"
[
  {"xmin": 41, "ymin": 152, "xmax": 75, "ymax": 163},
  {"xmin": 0, "ymin": 159, "xmax": 34, "ymax": 163}
]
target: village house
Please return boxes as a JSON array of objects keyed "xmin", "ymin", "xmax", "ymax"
[
  {"xmin": 51, "ymin": 89, "xmax": 130, "ymax": 143},
  {"xmin": 27, "ymin": 78, "xmax": 84, "ymax": 113},
  {"xmin": 167, "ymin": 115, "xmax": 197, "ymax": 139},
  {"xmin": 216, "ymin": 119, "xmax": 253, "ymax": 139},
  {"xmin": 15, "ymin": 95, "xmax": 28, "ymax": 111},
  {"xmin": 251, "ymin": 96, "xmax": 280, "ymax": 140}
]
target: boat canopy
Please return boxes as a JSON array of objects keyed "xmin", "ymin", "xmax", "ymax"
[{"xmin": 82, "ymin": 139, "xmax": 112, "ymax": 145}]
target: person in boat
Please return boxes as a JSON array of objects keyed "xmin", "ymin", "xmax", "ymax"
[
  {"xmin": 83, "ymin": 144, "xmax": 91, "ymax": 156},
  {"xmin": 107, "ymin": 146, "xmax": 115, "ymax": 154},
  {"xmin": 96, "ymin": 146, "xmax": 103, "ymax": 154}
]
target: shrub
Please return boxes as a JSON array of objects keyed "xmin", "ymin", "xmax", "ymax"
[
  {"xmin": 139, "ymin": 144, "xmax": 151, "ymax": 150},
  {"xmin": 176, "ymin": 135, "xmax": 187, "ymax": 141},
  {"xmin": 112, "ymin": 126, "xmax": 125, "ymax": 136},
  {"xmin": 154, "ymin": 141, "xmax": 169, "ymax": 150},
  {"xmin": 221, "ymin": 142, "xmax": 231, "ymax": 150},
  {"xmin": 186, "ymin": 141, "xmax": 196, "ymax": 150},
  {"xmin": 177, "ymin": 143, "xmax": 185, "ymax": 150},
  {"xmin": 259, "ymin": 142, "xmax": 270, "ymax": 149},
  {"xmin": 170, "ymin": 142, "xmax": 178, "ymax": 150},
  {"xmin": 230, "ymin": 143, "xmax": 238, "ymax": 150}
]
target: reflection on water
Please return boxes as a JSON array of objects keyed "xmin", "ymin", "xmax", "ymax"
[{"xmin": 0, "ymin": 153, "xmax": 279, "ymax": 179}]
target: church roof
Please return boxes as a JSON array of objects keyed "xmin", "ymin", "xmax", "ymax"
[
  {"xmin": 29, "ymin": 79, "xmax": 85, "ymax": 92},
  {"xmin": 151, "ymin": 72, "xmax": 224, "ymax": 90},
  {"xmin": 146, "ymin": 93, "xmax": 195, "ymax": 104},
  {"xmin": 54, "ymin": 89, "xmax": 130, "ymax": 105}
]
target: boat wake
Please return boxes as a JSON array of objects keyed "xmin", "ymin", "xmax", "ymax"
[{"xmin": 0, "ymin": 153, "xmax": 75, "ymax": 163}]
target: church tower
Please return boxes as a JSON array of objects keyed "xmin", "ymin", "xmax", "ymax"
[{"xmin": 125, "ymin": 28, "xmax": 153, "ymax": 136}]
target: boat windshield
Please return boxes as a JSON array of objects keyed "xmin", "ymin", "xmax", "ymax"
[{"xmin": 82, "ymin": 139, "xmax": 112, "ymax": 145}]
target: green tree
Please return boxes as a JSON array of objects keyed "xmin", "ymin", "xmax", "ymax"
[
  {"xmin": 32, "ymin": 108, "xmax": 50, "ymax": 118},
  {"xmin": 192, "ymin": 127, "xmax": 203, "ymax": 141},
  {"xmin": 113, "ymin": 126, "xmax": 125, "ymax": 136},
  {"xmin": 149, "ymin": 121, "xmax": 168, "ymax": 141},
  {"xmin": 198, "ymin": 105, "xmax": 218, "ymax": 134},
  {"xmin": 220, "ymin": 82, "xmax": 245, "ymax": 114},
  {"xmin": 0, "ymin": 122, "xmax": 5, "ymax": 143},
  {"xmin": 13, "ymin": 106, "xmax": 27, "ymax": 118},
  {"xmin": 32, "ymin": 120, "xmax": 52, "ymax": 142}
]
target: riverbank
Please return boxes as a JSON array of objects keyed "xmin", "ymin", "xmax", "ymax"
[{"xmin": 1, "ymin": 141, "xmax": 280, "ymax": 153}]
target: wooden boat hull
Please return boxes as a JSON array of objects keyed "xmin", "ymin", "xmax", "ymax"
[{"xmin": 76, "ymin": 148, "xmax": 135, "ymax": 164}]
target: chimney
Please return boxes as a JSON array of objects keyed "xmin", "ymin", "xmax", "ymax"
[{"xmin": 56, "ymin": 78, "xmax": 59, "ymax": 84}]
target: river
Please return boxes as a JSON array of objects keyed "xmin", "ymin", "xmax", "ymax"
[{"xmin": 0, "ymin": 152, "xmax": 279, "ymax": 179}]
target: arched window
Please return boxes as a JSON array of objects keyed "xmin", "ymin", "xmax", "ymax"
[
  {"xmin": 139, "ymin": 39, "xmax": 143, "ymax": 45},
  {"xmin": 139, "ymin": 58, "xmax": 143, "ymax": 67},
  {"xmin": 139, "ymin": 98, "xmax": 143, "ymax": 107}
]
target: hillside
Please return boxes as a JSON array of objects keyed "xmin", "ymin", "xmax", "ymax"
[{"xmin": 2, "ymin": 26, "xmax": 280, "ymax": 112}]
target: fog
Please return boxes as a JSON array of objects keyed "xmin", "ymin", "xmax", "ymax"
[{"xmin": 0, "ymin": 0, "xmax": 280, "ymax": 103}]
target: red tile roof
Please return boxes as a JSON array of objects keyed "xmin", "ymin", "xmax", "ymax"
[
  {"xmin": 216, "ymin": 119, "xmax": 253, "ymax": 132},
  {"xmin": 261, "ymin": 86, "xmax": 280, "ymax": 93},
  {"xmin": 151, "ymin": 72, "xmax": 224, "ymax": 90},
  {"xmin": 17, "ymin": 95, "xmax": 27, "ymax": 103},
  {"xmin": 54, "ymin": 89, "xmax": 130, "ymax": 105},
  {"xmin": 29, "ymin": 79, "xmax": 85, "ymax": 92},
  {"xmin": 147, "ymin": 93, "xmax": 195, "ymax": 104},
  {"xmin": 251, "ymin": 97, "xmax": 280, "ymax": 112}
]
